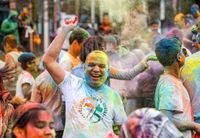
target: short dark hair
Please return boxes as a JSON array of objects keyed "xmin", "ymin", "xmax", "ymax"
[
  {"xmin": 69, "ymin": 28, "xmax": 90, "ymax": 45},
  {"xmin": 3, "ymin": 34, "xmax": 17, "ymax": 48},
  {"xmin": 80, "ymin": 36, "xmax": 106, "ymax": 63},
  {"xmin": 155, "ymin": 37, "xmax": 181, "ymax": 66},
  {"xmin": 150, "ymin": 19, "xmax": 160, "ymax": 26}
]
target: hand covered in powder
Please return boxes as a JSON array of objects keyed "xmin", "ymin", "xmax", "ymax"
[
  {"xmin": 140, "ymin": 54, "xmax": 157, "ymax": 69},
  {"xmin": 146, "ymin": 54, "xmax": 158, "ymax": 61},
  {"xmin": 60, "ymin": 15, "xmax": 78, "ymax": 33}
]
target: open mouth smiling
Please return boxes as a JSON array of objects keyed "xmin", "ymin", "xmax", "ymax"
[{"xmin": 90, "ymin": 73, "xmax": 102, "ymax": 81}]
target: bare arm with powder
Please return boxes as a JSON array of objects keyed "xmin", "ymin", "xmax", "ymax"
[
  {"xmin": 43, "ymin": 17, "xmax": 78, "ymax": 84},
  {"xmin": 161, "ymin": 109, "xmax": 200, "ymax": 134}
]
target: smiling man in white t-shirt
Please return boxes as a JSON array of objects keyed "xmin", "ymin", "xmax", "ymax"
[{"xmin": 43, "ymin": 17, "xmax": 127, "ymax": 138}]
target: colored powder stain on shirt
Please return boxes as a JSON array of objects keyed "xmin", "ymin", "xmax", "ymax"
[
  {"xmin": 155, "ymin": 74, "xmax": 193, "ymax": 138},
  {"xmin": 59, "ymin": 73, "xmax": 127, "ymax": 138}
]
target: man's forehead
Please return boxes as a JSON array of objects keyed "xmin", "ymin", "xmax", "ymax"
[{"xmin": 86, "ymin": 52, "xmax": 108, "ymax": 63}]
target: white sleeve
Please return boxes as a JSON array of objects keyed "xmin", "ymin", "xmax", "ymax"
[{"xmin": 20, "ymin": 76, "xmax": 34, "ymax": 86}]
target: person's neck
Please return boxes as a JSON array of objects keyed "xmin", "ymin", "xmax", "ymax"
[
  {"xmin": 163, "ymin": 64, "xmax": 180, "ymax": 79},
  {"xmin": 24, "ymin": 68, "xmax": 32, "ymax": 74},
  {"xmin": 8, "ymin": 48, "xmax": 18, "ymax": 53},
  {"xmin": 68, "ymin": 48, "xmax": 77, "ymax": 58},
  {"xmin": 85, "ymin": 81, "xmax": 105, "ymax": 90}
]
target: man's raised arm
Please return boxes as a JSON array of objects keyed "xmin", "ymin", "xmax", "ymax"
[{"xmin": 43, "ymin": 16, "xmax": 78, "ymax": 84}]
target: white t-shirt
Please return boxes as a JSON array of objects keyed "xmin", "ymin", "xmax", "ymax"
[
  {"xmin": 16, "ymin": 70, "xmax": 35, "ymax": 98},
  {"xmin": 58, "ymin": 50, "xmax": 71, "ymax": 69},
  {"xmin": 59, "ymin": 50, "xmax": 80, "ymax": 71},
  {"xmin": 155, "ymin": 74, "xmax": 193, "ymax": 138},
  {"xmin": 59, "ymin": 72, "xmax": 127, "ymax": 138}
]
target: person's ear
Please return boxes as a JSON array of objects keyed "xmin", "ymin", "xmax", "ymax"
[
  {"xmin": 105, "ymin": 68, "xmax": 110, "ymax": 78},
  {"xmin": 107, "ymin": 68, "xmax": 110, "ymax": 74},
  {"xmin": 176, "ymin": 53, "xmax": 181, "ymax": 62},
  {"xmin": 71, "ymin": 40, "xmax": 78, "ymax": 47},
  {"xmin": 13, "ymin": 127, "xmax": 25, "ymax": 138}
]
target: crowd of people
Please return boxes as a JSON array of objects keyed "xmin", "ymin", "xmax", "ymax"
[
  {"xmin": 0, "ymin": 2, "xmax": 200, "ymax": 138},
  {"xmin": 0, "ymin": 6, "xmax": 40, "ymax": 53}
]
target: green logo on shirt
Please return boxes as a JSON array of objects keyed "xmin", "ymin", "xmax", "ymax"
[{"xmin": 79, "ymin": 97, "xmax": 107, "ymax": 123}]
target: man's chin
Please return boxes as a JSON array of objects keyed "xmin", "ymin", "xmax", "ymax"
[
  {"xmin": 90, "ymin": 82, "xmax": 102, "ymax": 88},
  {"xmin": 90, "ymin": 76, "xmax": 101, "ymax": 81}
]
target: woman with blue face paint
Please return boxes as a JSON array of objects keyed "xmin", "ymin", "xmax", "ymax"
[{"xmin": 43, "ymin": 17, "xmax": 127, "ymax": 138}]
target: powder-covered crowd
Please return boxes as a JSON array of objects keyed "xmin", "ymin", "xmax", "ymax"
[{"xmin": 1, "ymin": 7, "xmax": 200, "ymax": 138}]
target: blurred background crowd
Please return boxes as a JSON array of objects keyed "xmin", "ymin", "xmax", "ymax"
[{"xmin": 0, "ymin": 0, "xmax": 200, "ymax": 138}]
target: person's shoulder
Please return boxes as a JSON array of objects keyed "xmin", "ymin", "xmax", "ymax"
[
  {"xmin": 103, "ymin": 85, "xmax": 121, "ymax": 97},
  {"xmin": 72, "ymin": 64, "xmax": 83, "ymax": 71},
  {"xmin": 7, "ymin": 51, "xmax": 21, "ymax": 59},
  {"xmin": 159, "ymin": 74, "xmax": 178, "ymax": 83},
  {"xmin": 59, "ymin": 72, "xmax": 83, "ymax": 88},
  {"xmin": 71, "ymin": 64, "xmax": 84, "ymax": 77},
  {"xmin": 188, "ymin": 51, "xmax": 200, "ymax": 58},
  {"xmin": 184, "ymin": 51, "xmax": 200, "ymax": 65},
  {"xmin": 157, "ymin": 75, "xmax": 179, "ymax": 90},
  {"xmin": 181, "ymin": 53, "xmax": 200, "ymax": 77},
  {"xmin": 22, "ymin": 70, "xmax": 32, "ymax": 77},
  {"xmin": 18, "ymin": 71, "xmax": 30, "ymax": 79},
  {"xmin": 35, "ymin": 71, "xmax": 55, "ymax": 86},
  {"xmin": 36, "ymin": 71, "xmax": 50, "ymax": 79}
]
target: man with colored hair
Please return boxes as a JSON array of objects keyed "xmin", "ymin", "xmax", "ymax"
[
  {"xmin": 43, "ymin": 17, "xmax": 127, "ymax": 138},
  {"xmin": 155, "ymin": 37, "xmax": 200, "ymax": 137}
]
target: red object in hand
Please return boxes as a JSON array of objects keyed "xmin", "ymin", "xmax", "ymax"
[
  {"xmin": 64, "ymin": 16, "xmax": 78, "ymax": 25},
  {"xmin": 73, "ymin": 16, "xmax": 78, "ymax": 24}
]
